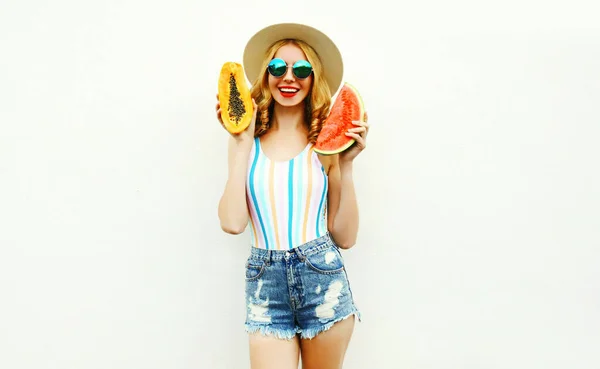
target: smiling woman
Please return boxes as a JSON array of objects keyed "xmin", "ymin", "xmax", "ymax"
[
  {"xmin": 266, "ymin": 44, "xmax": 313, "ymax": 106},
  {"xmin": 214, "ymin": 22, "xmax": 370, "ymax": 369},
  {"xmin": 267, "ymin": 57, "xmax": 313, "ymax": 98}
]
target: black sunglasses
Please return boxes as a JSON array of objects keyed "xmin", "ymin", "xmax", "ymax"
[{"xmin": 267, "ymin": 58, "xmax": 313, "ymax": 79}]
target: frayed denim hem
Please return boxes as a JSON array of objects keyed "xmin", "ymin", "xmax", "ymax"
[
  {"xmin": 245, "ymin": 324, "xmax": 299, "ymax": 341},
  {"xmin": 299, "ymin": 310, "xmax": 362, "ymax": 340}
]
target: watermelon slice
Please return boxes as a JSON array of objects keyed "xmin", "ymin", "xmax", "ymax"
[{"xmin": 314, "ymin": 82, "xmax": 365, "ymax": 155}]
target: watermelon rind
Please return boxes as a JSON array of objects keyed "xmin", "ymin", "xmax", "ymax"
[
  {"xmin": 313, "ymin": 138, "xmax": 356, "ymax": 156},
  {"xmin": 313, "ymin": 82, "xmax": 365, "ymax": 155}
]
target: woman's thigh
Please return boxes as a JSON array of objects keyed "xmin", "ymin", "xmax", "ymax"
[
  {"xmin": 299, "ymin": 316, "xmax": 356, "ymax": 369},
  {"xmin": 249, "ymin": 333, "xmax": 300, "ymax": 369}
]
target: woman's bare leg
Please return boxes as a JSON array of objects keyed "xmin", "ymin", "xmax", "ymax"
[
  {"xmin": 249, "ymin": 333, "xmax": 301, "ymax": 369},
  {"xmin": 299, "ymin": 316, "xmax": 356, "ymax": 369}
]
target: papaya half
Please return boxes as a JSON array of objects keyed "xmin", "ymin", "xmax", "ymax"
[
  {"xmin": 314, "ymin": 82, "xmax": 366, "ymax": 155},
  {"xmin": 218, "ymin": 62, "xmax": 254, "ymax": 134}
]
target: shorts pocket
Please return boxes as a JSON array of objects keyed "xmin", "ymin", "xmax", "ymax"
[
  {"xmin": 304, "ymin": 246, "xmax": 345, "ymax": 275},
  {"xmin": 245, "ymin": 257, "xmax": 266, "ymax": 281}
]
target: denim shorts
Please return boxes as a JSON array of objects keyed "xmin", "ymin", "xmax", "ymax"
[{"xmin": 244, "ymin": 233, "xmax": 361, "ymax": 340}]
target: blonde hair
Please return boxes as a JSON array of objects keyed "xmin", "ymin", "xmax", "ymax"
[{"xmin": 249, "ymin": 39, "xmax": 332, "ymax": 143}]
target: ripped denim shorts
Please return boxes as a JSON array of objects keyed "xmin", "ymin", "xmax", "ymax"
[{"xmin": 244, "ymin": 233, "xmax": 361, "ymax": 340}]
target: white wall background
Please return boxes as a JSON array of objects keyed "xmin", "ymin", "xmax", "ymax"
[{"xmin": 1, "ymin": 0, "xmax": 599, "ymax": 368}]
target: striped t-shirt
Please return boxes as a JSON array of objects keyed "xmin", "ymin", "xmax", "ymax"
[{"xmin": 245, "ymin": 136, "xmax": 328, "ymax": 250}]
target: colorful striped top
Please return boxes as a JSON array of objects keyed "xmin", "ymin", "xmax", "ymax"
[{"xmin": 245, "ymin": 136, "xmax": 329, "ymax": 250}]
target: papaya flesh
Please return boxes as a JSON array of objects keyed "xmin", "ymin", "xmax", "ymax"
[
  {"xmin": 314, "ymin": 82, "xmax": 365, "ymax": 155},
  {"xmin": 218, "ymin": 62, "xmax": 254, "ymax": 134}
]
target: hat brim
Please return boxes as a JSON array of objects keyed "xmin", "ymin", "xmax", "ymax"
[{"xmin": 242, "ymin": 23, "xmax": 343, "ymax": 96}]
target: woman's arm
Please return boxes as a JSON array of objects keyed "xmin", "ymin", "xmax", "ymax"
[
  {"xmin": 218, "ymin": 136, "xmax": 253, "ymax": 234},
  {"xmin": 325, "ymin": 114, "xmax": 369, "ymax": 248},
  {"xmin": 326, "ymin": 155, "xmax": 359, "ymax": 249}
]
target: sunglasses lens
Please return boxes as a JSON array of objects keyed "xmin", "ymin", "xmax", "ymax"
[
  {"xmin": 267, "ymin": 58, "xmax": 287, "ymax": 77},
  {"xmin": 293, "ymin": 60, "xmax": 312, "ymax": 79}
]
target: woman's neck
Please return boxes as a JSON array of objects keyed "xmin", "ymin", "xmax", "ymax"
[{"xmin": 270, "ymin": 102, "xmax": 306, "ymax": 133}]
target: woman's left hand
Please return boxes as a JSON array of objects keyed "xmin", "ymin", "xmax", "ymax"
[{"xmin": 339, "ymin": 112, "xmax": 369, "ymax": 163}]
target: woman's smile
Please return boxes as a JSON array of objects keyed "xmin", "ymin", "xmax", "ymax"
[{"xmin": 278, "ymin": 85, "xmax": 300, "ymax": 97}]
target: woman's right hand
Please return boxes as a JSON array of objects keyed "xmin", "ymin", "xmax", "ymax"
[{"xmin": 216, "ymin": 93, "xmax": 257, "ymax": 145}]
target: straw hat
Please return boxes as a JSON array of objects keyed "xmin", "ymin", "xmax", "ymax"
[{"xmin": 242, "ymin": 22, "xmax": 344, "ymax": 95}]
